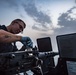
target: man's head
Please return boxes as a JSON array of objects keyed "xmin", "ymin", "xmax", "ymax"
[{"xmin": 7, "ymin": 19, "xmax": 26, "ymax": 34}]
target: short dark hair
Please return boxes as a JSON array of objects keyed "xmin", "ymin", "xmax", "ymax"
[{"xmin": 11, "ymin": 19, "xmax": 26, "ymax": 28}]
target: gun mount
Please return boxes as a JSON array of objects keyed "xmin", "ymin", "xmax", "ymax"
[{"xmin": 0, "ymin": 47, "xmax": 58, "ymax": 75}]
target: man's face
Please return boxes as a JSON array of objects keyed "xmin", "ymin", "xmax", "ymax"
[{"xmin": 11, "ymin": 21, "xmax": 25, "ymax": 34}]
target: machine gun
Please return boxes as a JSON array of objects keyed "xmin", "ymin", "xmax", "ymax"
[{"xmin": 0, "ymin": 47, "xmax": 58, "ymax": 75}]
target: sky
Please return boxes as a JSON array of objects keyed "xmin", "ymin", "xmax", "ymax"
[{"xmin": 0, "ymin": 0, "xmax": 76, "ymax": 52}]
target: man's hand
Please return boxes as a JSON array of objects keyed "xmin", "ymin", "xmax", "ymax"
[{"xmin": 21, "ymin": 37, "xmax": 33, "ymax": 48}]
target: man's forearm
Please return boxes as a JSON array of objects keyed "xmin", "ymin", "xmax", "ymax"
[{"xmin": 0, "ymin": 30, "xmax": 22, "ymax": 43}]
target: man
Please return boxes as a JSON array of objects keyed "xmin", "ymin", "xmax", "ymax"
[
  {"xmin": 0, "ymin": 19, "xmax": 33, "ymax": 53},
  {"xmin": 0, "ymin": 19, "xmax": 42, "ymax": 75}
]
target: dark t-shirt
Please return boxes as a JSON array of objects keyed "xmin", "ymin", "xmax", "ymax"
[{"xmin": 0, "ymin": 25, "xmax": 18, "ymax": 53}]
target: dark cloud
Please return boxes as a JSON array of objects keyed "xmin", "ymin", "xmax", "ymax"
[
  {"xmin": 75, "ymin": 0, "xmax": 76, "ymax": 3},
  {"xmin": 0, "ymin": 0, "xmax": 20, "ymax": 13},
  {"xmin": 0, "ymin": 0, "xmax": 18, "ymax": 8},
  {"xmin": 32, "ymin": 24, "xmax": 51, "ymax": 31},
  {"xmin": 55, "ymin": 6, "xmax": 76, "ymax": 35},
  {"xmin": 22, "ymin": 0, "xmax": 52, "ymax": 31},
  {"xmin": 0, "ymin": 0, "xmax": 52, "ymax": 31}
]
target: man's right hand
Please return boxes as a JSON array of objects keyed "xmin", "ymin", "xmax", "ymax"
[{"xmin": 20, "ymin": 37, "xmax": 33, "ymax": 48}]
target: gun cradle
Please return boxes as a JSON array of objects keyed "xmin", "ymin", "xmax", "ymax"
[{"xmin": 0, "ymin": 49, "xmax": 58, "ymax": 75}]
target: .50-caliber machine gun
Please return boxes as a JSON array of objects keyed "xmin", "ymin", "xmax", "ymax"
[{"xmin": 0, "ymin": 46, "xmax": 58, "ymax": 75}]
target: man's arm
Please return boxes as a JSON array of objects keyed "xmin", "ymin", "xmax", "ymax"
[
  {"xmin": 0, "ymin": 30, "xmax": 33, "ymax": 48},
  {"xmin": 0, "ymin": 30, "xmax": 22, "ymax": 43}
]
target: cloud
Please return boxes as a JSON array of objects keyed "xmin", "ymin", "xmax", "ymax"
[
  {"xmin": 54, "ymin": 6, "xmax": 76, "ymax": 35},
  {"xmin": 0, "ymin": 0, "xmax": 20, "ymax": 13},
  {"xmin": 22, "ymin": 0, "xmax": 52, "ymax": 31},
  {"xmin": 0, "ymin": 0, "xmax": 18, "ymax": 7},
  {"xmin": 75, "ymin": 0, "xmax": 76, "ymax": 3},
  {"xmin": 1, "ymin": 0, "xmax": 53, "ymax": 31}
]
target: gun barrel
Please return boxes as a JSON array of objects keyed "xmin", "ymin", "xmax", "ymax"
[{"xmin": 38, "ymin": 51, "xmax": 59, "ymax": 58}]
